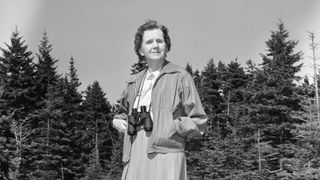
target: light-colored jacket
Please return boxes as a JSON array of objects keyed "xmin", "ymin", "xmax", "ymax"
[{"xmin": 115, "ymin": 61, "xmax": 207, "ymax": 163}]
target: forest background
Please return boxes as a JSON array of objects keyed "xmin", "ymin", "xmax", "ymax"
[
  {"xmin": 2, "ymin": 0, "xmax": 320, "ymax": 104},
  {"xmin": 1, "ymin": 0, "xmax": 320, "ymax": 180},
  {"xmin": 1, "ymin": 20, "xmax": 320, "ymax": 180}
]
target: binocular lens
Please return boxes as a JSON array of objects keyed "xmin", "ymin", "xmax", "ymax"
[
  {"xmin": 128, "ymin": 114, "xmax": 137, "ymax": 136},
  {"xmin": 127, "ymin": 106, "xmax": 153, "ymax": 135}
]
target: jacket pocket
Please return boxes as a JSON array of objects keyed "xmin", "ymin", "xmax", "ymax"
[{"xmin": 151, "ymin": 107, "xmax": 184, "ymax": 149}]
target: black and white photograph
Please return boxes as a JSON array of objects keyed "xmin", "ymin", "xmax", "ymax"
[{"xmin": 1, "ymin": 0, "xmax": 320, "ymax": 179}]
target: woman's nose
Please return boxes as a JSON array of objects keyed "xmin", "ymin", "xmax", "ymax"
[{"xmin": 152, "ymin": 42, "xmax": 159, "ymax": 49}]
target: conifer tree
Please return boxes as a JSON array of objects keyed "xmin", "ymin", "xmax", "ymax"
[
  {"xmin": 223, "ymin": 59, "xmax": 248, "ymax": 119},
  {"xmin": 245, "ymin": 21, "xmax": 303, "ymax": 172},
  {"xmin": 187, "ymin": 59, "xmax": 224, "ymax": 179},
  {"xmin": 60, "ymin": 56, "xmax": 86, "ymax": 179},
  {"xmin": 63, "ymin": 57, "xmax": 84, "ymax": 179},
  {"xmin": 259, "ymin": 21, "xmax": 303, "ymax": 144},
  {"xmin": 82, "ymin": 81, "xmax": 114, "ymax": 178},
  {"xmin": 296, "ymin": 76, "xmax": 315, "ymax": 121},
  {"xmin": 185, "ymin": 63, "xmax": 193, "ymax": 76},
  {"xmin": 185, "ymin": 63, "xmax": 202, "ymax": 90},
  {"xmin": 35, "ymin": 31, "xmax": 60, "ymax": 100},
  {"xmin": 291, "ymin": 121, "xmax": 320, "ymax": 178},
  {"xmin": 226, "ymin": 59, "xmax": 248, "ymax": 90},
  {"xmin": 0, "ymin": 114, "xmax": 14, "ymax": 179},
  {"xmin": 68, "ymin": 56, "xmax": 81, "ymax": 92},
  {"xmin": 0, "ymin": 29, "xmax": 38, "ymax": 179},
  {"xmin": 29, "ymin": 32, "xmax": 66, "ymax": 179},
  {"xmin": 0, "ymin": 29, "xmax": 38, "ymax": 112},
  {"xmin": 200, "ymin": 59, "xmax": 224, "ymax": 130},
  {"xmin": 30, "ymin": 81, "xmax": 69, "ymax": 179},
  {"xmin": 193, "ymin": 70, "xmax": 201, "ymax": 91}
]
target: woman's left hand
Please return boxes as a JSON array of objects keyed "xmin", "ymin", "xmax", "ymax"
[{"xmin": 112, "ymin": 118, "xmax": 127, "ymax": 133}]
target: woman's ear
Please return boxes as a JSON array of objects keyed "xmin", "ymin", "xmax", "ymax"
[{"xmin": 139, "ymin": 49, "xmax": 144, "ymax": 56}]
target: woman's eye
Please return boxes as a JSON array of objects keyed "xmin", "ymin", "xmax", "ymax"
[
  {"xmin": 146, "ymin": 40, "xmax": 153, "ymax": 44},
  {"xmin": 156, "ymin": 39, "xmax": 164, "ymax": 43}
]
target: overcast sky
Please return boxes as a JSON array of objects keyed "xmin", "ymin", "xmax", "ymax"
[{"xmin": 1, "ymin": 0, "xmax": 320, "ymax": 103}]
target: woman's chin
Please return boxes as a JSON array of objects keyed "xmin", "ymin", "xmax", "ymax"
[{"xmin": 148, "ymin": 56, "xmax": 165, "ymax": 62}]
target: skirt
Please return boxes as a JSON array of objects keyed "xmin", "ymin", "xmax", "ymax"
[{"xmin": 121, "ymin": 129, "xmax": 187, "ymax": 180}]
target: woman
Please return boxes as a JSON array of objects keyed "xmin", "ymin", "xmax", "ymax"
[{"xmin": 112, "ymin": 20, "xmax": 207, "ymax": 180}]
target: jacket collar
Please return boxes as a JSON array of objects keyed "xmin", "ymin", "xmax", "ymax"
[{"xmin": 126, "ymin": 60, "xmax": 179, "ymax": 84}]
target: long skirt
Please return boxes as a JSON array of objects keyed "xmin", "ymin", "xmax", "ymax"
[{"xmin": 121, "ymin": 129, "xmax": 187, "ymax": 180}]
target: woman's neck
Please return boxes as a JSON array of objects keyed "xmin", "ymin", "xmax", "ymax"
[{"xmin": 146, "ymin": 58, "xmax": 165, "ymax": 72}]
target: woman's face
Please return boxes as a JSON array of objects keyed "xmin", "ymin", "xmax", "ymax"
[{"xmin": 139, "ymin": 28, "xmax": 167, "ymax": 62}]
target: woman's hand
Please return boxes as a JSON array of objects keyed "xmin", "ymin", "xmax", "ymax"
[{"xmin": 112, "ymin": 118, "xmax": 127, "ymax": 133}]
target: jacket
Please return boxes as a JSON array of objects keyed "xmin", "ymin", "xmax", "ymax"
[{"xmin": 115, "ymin": 61, "xmax": 207, "ymax": 163}]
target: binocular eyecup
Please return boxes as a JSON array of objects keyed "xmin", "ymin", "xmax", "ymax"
[{"xmin": 127, "ymin": 106, "xmax": 153, "ymax": 136}]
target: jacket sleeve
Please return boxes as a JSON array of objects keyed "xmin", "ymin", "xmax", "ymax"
[
  {"xmin": 174, "ymin": 72, "xmax": 207, "ymax": 138},
  {"xmin": 114, "ymin": 85, "xmax": 129, "ymax": 120}
]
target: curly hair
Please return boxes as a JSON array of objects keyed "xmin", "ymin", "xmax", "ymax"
[{"xmin": 134, "ymin": 20, "xmax": 171, "ymax": 61}]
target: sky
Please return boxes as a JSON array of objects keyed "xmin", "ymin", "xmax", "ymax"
[{"xmin": 1, "ymin": 0, "xmax": 320, "ymax": 103}]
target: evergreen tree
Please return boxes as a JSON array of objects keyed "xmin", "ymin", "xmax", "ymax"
[
  {"xmin": 104, "ymin": 103, "xmax": 125, "ymax": 179},
  {"xmin": 29, "ymin": 32, "xmax": 66, "ymax": 179},
  {"xmin": 82, "ymin": 81, "xmax": 114, "ymax": 178},
  {"xmin": 291, "ymin": 121, "xmax": 320, "ymax": 178},
  {"xmin": 193, "ymin": 70, "xmax": 201, "ymax": 91},
  {"xmin": 259, "ymin": 21, "xmax": 303, "ymax": 144},
  {"xmin": 0, "ymin": 113, "xmax": 14, "ymax": 180},
  {"xmin": 30, "ymin": 81, "xmax": 69, "ymax": 180},
  {"xmin": 291, "ymin": 78, "xmax": 320, "ymax": 179},
  {"xmin": 188, "ymin": 59, "xmax": 224, "ymax": 179},
  {"xmin": 0, "ymin": 29, "xmax": 37, "ymax": 113},
  {"xmin": 35, "ymin": 31, "xmax": 60, "ymax": 100},
  {"xmin": 185, "ymin": 63, "xmax": 202, "ymax": 91},
  {"xmin": 226, "ymin": 59, "xmax": 248, "ymax": 90},
  {"xmin": 0, "ymin": 29, "xmax": 38, "ymax": 179},
  {"xmin": 296, "ymin": 76, "xmax": 315, "ymax": 122},
  {"xmin": 185, "ymin": 63, "xmax": 193, "ymax": 76},
  {"xmin": 67, "ymin": 56, "xmax": 81, "ymax": 92},
  {"xmin": 61, "ymin": 56, "xmax": 85, "ymax": 179},
  {"xmin": 199, "ymin": 59, "xmax": 224, "ymax": 131},
  {"xmin": 244, "ymin": 21, "xmax": 303, "ymax": 173},
  {"xmin": 222, "ymin": 59, "xmax": 248, "ymax": 120}
]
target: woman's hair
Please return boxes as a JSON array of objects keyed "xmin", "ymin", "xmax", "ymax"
[{"xmin": 134, "ymin": 20, "xmax": 171, "ymax": 61}]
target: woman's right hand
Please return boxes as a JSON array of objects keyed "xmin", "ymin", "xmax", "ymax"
[{"xmin": 112, "ymin": 118, "xmax": 127, "ymax": 133}]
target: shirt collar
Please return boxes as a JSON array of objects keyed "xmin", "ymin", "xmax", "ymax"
[{"xmin": 126, "ymin": 60, "xmax": 179, "ymax": 84}]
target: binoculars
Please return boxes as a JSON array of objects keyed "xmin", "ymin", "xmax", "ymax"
[{"xmin": 127, "ymin": 106, "xmax": 153, "ymax": 136}]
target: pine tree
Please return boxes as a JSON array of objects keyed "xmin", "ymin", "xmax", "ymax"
[
  {"xmin": 193, "ymin": 70, "xmax": 201, "ymax": 91},
  {"xmin": 68, "ymin": 56, "xmax": 81, "ymax": 92},
  {"xmin": 0, "ymin": 113, "xmax": 14, "ymax": 179},
  {"xmin": 244, "ymin": 21, "xmax": 303, "ymax": 173},
  {"xmin": 185, "ymin": 63, "xmax": 202, "ymax": 91},
  {"xmin": 30, "ymin": 81, "xmax": 68, "ymax": 180},
  {"xmin": 185, "ymin": 63, "xmax": 193, "ymax": 76},
  {"xmin": 199, "ymin": 59, "xmax": 224, "ymax": 131},
  {"xmin": 104, "ymin": 102, "xmax": 125, "ymax": 179},
  {"xmin": 61, "ymin": 56, "xmax": 85, "ymax": 179},
  {"xmin": 291, "ymin": 121, "xmax": 320, "ymax": 178},
  {"xmin": 0, "ymin": 29, "xmax": 38, "ymax": 179},
  {"xmin": 0, "ymin": 29, "xmax": 38, "ymax": 113},
  {"xmin": 259, "ymin": 21, "xmax": 303, "ymax": 144},
  {"xmin": 296, "ymin": 76, "xmax": 315, "ymax": 122},
  {"xmin": 35, "ymin": 31, "xmax": 60, "ymax": 100},
  {"xmin": 221, "ymin": 59, "xmax": 248, "ymax": 120},
  {"xmin": 82, "ymin": 81, "xmax": 114, "ymax": 178},
  {"xmin": 226, "ymin": 59, "xmax": 248, "ymax": 90},
  {"xmin": 29, "ymin": 32, "xmax": 65, "ymax": 179},
  {"xmin": 188, "ymin": 59, "xmax": 225, "ymax": 179}
]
